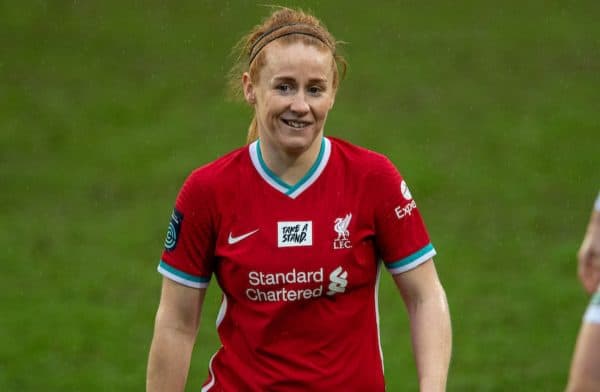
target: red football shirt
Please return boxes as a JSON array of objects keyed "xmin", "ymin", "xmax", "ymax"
[{"xmin": 158, "ymin": 137, "xmax": 436, "ymax": 391}]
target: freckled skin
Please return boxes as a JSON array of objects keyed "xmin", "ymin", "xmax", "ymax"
[{"xmin": 243, "ymin": 41, "xmax": 336, "ymax": 164}]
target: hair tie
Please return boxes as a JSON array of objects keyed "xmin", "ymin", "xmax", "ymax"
[{"xmin": 248, "ymin": 23, "xmax": 330, "ymax": 65}]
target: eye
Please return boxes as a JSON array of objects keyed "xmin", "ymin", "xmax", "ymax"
[
  {"xmin": 308, "ymin": 85, "xmax": 323, "ymax": 96},
  {"xmin": 276, "ymin": 84, "xmax": 292, "ymax": 94}
]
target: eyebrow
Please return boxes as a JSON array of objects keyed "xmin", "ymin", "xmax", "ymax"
[{"xmin": 272, "ymin": 76, "xmax": 328, "ymax": 84}]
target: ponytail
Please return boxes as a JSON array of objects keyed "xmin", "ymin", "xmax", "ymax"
[{"xmin": 246, "ymin": 116, "xmax": 259, "ymax": 144}]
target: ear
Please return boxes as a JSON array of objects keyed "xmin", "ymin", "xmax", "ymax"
[{"xmin": 242, "ymin": 72, "xmax": 255, "ymax": 105}]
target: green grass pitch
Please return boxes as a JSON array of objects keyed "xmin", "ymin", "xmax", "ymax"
[{"xmin": 1, "ymin": 1, "xmax": 599, "ymax": 390}]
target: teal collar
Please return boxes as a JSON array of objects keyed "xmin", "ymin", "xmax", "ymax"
[{"xmin": 249, "ymin": 137, "xmax": 332, "ymax": 199}]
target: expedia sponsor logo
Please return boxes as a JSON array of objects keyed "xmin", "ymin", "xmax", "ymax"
[
  {"xmin": 401, "ymin": 180, "xmax": 413, "ymax": 200},
  {"xmin": 395, "ymin": 200, "xmax": 417, "ymax": 220},
  {"xmin": 277, "ymin": 221, "xmax": 312, "ymax": 247},
  {"xmin": 246, "ymin": 266, "xmax": 348, "ymax": 302}
]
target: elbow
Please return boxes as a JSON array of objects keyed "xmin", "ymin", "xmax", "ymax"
[{"xmin": 154, "ymin": 305, "xmax": 200, "ymax": 337}]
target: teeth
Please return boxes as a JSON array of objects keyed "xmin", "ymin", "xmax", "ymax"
[{"xmin": 285, "ymin": 120, "xmax": 308, "ymax": 128}]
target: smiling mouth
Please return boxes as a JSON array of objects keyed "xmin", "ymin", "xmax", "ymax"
[{"xmin": 282, "ymin": 119, "xmax": 311, "ymax": 129}]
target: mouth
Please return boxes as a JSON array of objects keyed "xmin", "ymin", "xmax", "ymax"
[{"xmin": 281, "ymin": 119, "xmax": 312, "ymax": 129}]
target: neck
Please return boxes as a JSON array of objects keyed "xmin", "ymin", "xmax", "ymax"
[{"xmin": 259, "ymin": 138, "xmax": 323, "ymax": 186}]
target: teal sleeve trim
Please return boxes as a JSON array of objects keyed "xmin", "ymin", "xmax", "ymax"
[
  {"xmin": 387, "ymin": 243, "xmax": 435, "ymax": 270},
  {"xmin": 158, "ymin": 260, "xmax": 210, "ymax": 283}
]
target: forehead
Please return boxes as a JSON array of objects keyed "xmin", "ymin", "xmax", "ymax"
[{"xmin": 259, "ymin": 41, "xmax": 333, "ymax": 82}]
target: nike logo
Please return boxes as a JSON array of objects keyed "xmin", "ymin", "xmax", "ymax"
[{"xmin": 228, "ymin": 229, "xmax": 259, "ymax": 245}]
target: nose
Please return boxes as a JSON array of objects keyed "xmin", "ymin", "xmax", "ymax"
[{"xmin": 290, "ymin": 92, "xmax": 310, "ymax": 114}]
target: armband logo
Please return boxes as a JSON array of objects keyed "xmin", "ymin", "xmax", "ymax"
[{"xmin": 164, "ymin": 208, "xmax": 184, "ymax": 252}]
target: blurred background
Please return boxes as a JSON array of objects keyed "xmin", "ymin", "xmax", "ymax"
[{"xmin": 1, "ymin": 1, "xmax": 599, "ymax": 390}]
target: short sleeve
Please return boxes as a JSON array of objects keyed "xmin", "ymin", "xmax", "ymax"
[
  {"xmin": 157, "ymin": 170, "xmax": 216, "ymax": 288},
  {"xmin": 371, "ymin": 157, "xmax": 436, "ymax": 275}
]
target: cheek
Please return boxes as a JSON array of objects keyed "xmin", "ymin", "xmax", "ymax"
[
  {"xmin": 315, "ymin": 100, "xmax": 334, "ymax": 119},
  {"xmin": 263, "ymin": 96, "xmax": 287, "ymax": 115}
]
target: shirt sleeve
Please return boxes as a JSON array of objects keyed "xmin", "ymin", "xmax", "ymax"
[
  {"xmin": 157, "ymin": 169, "xmax": 217, "ymax": 288},
  {"xmin": 371, "ymin": 157, "xmax": 436, "ymax": 275}
]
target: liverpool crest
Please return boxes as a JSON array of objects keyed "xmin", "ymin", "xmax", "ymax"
[{"xmin": 333, "ymin": 213, "xmax": 352, "ymax": 250}]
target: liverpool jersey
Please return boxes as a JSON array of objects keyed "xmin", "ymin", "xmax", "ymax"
[{"xmin": 158, "ymin": 136, "xmax": 436, "ymax": 391}]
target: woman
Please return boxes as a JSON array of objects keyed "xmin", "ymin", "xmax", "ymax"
[
  {"xmin": 567, "ymin": 191, "xmax": 600, "ymax": 392},
  {"xmin": 147, "ymin": 7, "xmax": 451, "ymax": 392}
]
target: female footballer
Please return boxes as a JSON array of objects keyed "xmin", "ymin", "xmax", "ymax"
[
  {"xmin": 567, "ymin": 191, "xmax": 600, "ymax": 392},
  {"xmin": 147, "ymin": 7, "xmax": 452, "ymax": 391}
]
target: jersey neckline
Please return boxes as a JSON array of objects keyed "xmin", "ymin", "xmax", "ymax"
[{"xmin": 248, "ymin": 137, "xmax": 332, "ymax": 199}]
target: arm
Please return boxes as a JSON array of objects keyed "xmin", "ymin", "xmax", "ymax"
[
  {"xmin": 393, "ymin": 259, "xmax": 451, "ymax": 392},
  {"xmin": 566, "ymin": 194, "xmax": 600, "ymax": 391},
  {"xmin": 147, "ymin": 277, "xmax": 206, "ymax": 392},
  {"xmin": 578, "ymin": 194, "xmax": 600, "ymax": 294},
  {"xmin": 567, "ymin": 310, "xmax": 600, "ymax": 392}
]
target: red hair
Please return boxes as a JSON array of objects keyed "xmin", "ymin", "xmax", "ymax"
[{"xmin": 227, "ymin": 7, "xmax": 347, "ymax": 144}]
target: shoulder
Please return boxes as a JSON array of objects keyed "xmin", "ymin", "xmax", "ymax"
[
  {"xmin": 327, "ymin": 137, "xmax": 406, "ymax": 202},
  {"xmin": 179, "ymin": 145, "xmax": 248, "ymax": 198},
  {"xmin": 186, "ymin": 146, "xmax": 249, "ymax": 187},
  {"xmin": 328, "ymin": 136, "xmax": 399, "ymax": 175}
]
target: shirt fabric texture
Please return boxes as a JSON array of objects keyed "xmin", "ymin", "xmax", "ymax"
[{"xmin": 158, "ymin": 137, "xmax": 436, "ymax": 391}]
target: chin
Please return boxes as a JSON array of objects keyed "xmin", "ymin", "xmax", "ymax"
[
  {"xmin": 280, "ymin": 140, "xmax": 310, "ymax": 154},
  {"xmin": 279, "ymin": 133, "xmax": 317, "ymax": 150},
  {"xmin": 280, "ymin": 129, "xmax": 321, "ymax": 148}
]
